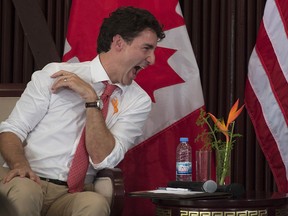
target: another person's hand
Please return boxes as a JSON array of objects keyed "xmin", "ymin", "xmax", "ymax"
[{"xmin": 51, "ymin": 70, "xmax": 98, "ymax": 102}]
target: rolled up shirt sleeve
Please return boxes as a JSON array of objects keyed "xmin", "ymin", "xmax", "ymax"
[
  {"xmin": 89, "ymin": 81, "xmax": 152, "ymax": 170},
  {"xmin": 0, "ymin": 71, "xmax": 52, "ymax": 142}
]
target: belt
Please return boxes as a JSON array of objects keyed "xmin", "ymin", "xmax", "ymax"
[{"xmin": 40, "ymin": 177, "xmax": 67, "ymax": 186}]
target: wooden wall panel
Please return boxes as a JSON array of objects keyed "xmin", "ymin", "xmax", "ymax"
[{"xmin": 0, "ymin": 0, "xmax": 71, "ymax": 84}]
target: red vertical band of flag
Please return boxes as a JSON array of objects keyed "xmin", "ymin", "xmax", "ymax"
[
  {"xmin": 63, "ymin": 1, "xmax": 207, "ymax": 215},
  {"xmin": 245, "ymin": 0, "xmax": 288, "ymax": 192}
]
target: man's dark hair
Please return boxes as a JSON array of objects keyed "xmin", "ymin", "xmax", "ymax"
[{"xmin": 97, "ymin": 6, "xmax": 165, "ymax": 53}]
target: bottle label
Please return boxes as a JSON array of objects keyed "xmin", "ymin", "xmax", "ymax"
[{"xmin": 176, "ymin": 162, "xmax": 192, "ymax": 175}]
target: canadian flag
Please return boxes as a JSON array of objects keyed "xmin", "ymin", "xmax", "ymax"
[{"xmin": 63, "ymin": 1, "xmax": 206, "ymax": 215}]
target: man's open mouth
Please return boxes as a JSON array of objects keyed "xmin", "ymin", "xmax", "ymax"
[{"xmin": 134, "ymin": 65, "xmax": 144, "ymax": 73}]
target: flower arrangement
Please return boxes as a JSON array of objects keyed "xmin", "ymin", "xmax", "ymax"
[{"xmin": 195, "ymin": 99, "xmax": 245, "ymax": 185}]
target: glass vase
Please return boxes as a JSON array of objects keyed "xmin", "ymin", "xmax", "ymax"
[{"xmin": 215, "ymin": 148, "xmax": 231, "ymax": 185}]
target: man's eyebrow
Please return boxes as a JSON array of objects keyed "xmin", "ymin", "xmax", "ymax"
[{"xmin": 143, "ymin": 43, "xmax": 155, "ymax": 49}]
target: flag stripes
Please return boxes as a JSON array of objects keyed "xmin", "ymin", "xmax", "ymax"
[
  {"xmin": 276, "ymin": 0, "xmax": 288, "ymax": 36},
  {"xmin": 256, "ymin": 22, "xmax": 288, "ymax": 125},
  {"xmin": 245, "ymin": 0, "xmax": 288, "ymax": 192}
]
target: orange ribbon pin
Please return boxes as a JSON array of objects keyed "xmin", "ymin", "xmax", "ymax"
[{"xmin": 111, "ymin": 97, "xmax": 118, "ymax": 114}]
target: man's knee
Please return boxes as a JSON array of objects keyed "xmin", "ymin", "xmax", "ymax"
[
  {"xmin": 75, "ymin": 192, "xmax": 110, "ymax": 216},
  {"xmin": 58, "ymin": 192, "xmax": 110, "ymax": 216},
  {"xmin": 1, "ymin": 177, "xmax": 43, "ymax": 216}
]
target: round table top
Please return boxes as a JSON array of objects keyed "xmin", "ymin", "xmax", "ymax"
[{"xmin": 152, "ymin": 192, "xmax": 288, "ymax": 208}]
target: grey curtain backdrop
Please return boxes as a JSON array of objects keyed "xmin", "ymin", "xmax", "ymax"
[{"xmin": 0, "ymin": 0, "xmax": 276, "ymax": 192}]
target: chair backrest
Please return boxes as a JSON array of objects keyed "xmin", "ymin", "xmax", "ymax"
[
  {"xmin": 0, "ymin": 97, "xmax": 19, "ymax": 122},
  {"xmin": 0, "ymin": 97, "xmax": 19, "ymax": 165}
]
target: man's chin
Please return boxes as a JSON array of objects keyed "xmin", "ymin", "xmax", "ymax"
[{"xmin": 125, "ymin": 79, "xmax": 134, "ymax": 86}]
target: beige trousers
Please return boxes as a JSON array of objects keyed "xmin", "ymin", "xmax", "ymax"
[{"xmin": 0, "ymin": 167, "xmax": 110, "ymax": 216}]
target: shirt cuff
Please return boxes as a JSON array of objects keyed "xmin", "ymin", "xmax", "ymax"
[{"xmin": 89, "ymin": 141, "xmax": 121, "ymax": 170}]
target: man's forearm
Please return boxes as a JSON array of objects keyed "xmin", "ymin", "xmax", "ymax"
[
  {"xmin": 0, "ymin": 132, "xmax": 30, "ymax": 169},
  {"xmin": 85, "ymin": 108, "xmax": 115, "ymax": 164}
]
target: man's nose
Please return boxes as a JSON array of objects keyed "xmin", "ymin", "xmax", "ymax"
[{"xmin": 146, "ymin": 52, "xmax": 156, "ymax": 65}]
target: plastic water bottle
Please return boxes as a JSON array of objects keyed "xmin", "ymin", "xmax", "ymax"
[{"xmin": 176, "ymin": 137, "xmax": 192, "ymax": 181}]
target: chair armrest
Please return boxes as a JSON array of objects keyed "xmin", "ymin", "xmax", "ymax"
[{"xmin": 94, "ymin": 168, "xmax": 124, "ymax": 216}]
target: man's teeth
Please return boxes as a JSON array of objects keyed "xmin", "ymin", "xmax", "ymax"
[{"xmin": 135, "ymin": 66, "xmax": 144, "ymax": 72}]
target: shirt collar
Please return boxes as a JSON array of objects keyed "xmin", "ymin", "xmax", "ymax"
[
  {"xmin": 90, "ymin": 55, "xmax": 109, "ymax": 83},
  {"xmin": 90, "ymin": 55, "xmax": 126, "ymax": 95}
]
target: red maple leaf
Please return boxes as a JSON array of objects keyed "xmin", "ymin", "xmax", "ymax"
[
  {"xmin": 63, "ymin": 0, "xmax": 186, "ymax": 103},
  {"xmin": 135, "ymin": 47, "xmax": 184, "ymax": 102},
  {"xmin": 119, "ymin": 0, "xmax": 186, "ymax": 102}
]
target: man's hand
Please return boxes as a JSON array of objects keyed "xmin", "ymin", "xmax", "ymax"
[
  {"xmin": 0, "ymin": 132, "xmax": 41, "ymax": 185},
  {"xmin": 3, "ymin": 165, "xmax": 41, "ymax": 185},
  {"xmin": 51, "ymin": 70, "xmax": 98, "ymax": 102}
]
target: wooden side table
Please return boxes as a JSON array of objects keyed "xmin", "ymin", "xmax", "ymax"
[{"xmin": 152, "ymin": 192, "xmax": 288, "ymax": 216}]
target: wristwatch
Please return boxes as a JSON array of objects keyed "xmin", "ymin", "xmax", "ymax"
[{"xmin": 85, "ymin": 99, "xmax": 103, "ymax": 110}]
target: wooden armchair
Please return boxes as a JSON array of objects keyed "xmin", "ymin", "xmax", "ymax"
[
  {"xmin": 95, "ymin": 168, "xmax": 125, "ymax": 216},
  {"xmin": 0, "ymin": 95, "xmax": 125, "ymax": 216}
]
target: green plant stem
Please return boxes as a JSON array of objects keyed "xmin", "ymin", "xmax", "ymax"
[
  {"xmin": 219, "ymin": 122, "xmax": 235, "ymax": 185},
  {"xmin": 219, "ymin": 143, "xmax": 229, "ymax": 185},
  {"xmin": 203, "ymin": 117, "xmax": 219, "ymax": 150}
]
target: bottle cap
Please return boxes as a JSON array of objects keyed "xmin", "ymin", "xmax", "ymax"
[{"xmin": 180, "ymin": 137, "xmax": 188, "ymax": 142}]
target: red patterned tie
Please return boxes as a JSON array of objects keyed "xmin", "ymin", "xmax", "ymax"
[
  {"xmin": 101, "ymin": 81, "xmax": 118, "ymax": 118},
  {"xmin": 67, "ymin": 82, "xmax": 117, "ymax": 192}
]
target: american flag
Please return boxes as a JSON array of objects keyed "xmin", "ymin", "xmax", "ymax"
[{"xmin": 245, "ymin": 0, "xmax": 288, "ymax": 192}]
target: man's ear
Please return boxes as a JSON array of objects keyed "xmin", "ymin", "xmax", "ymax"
[{"xmin": 112, "ymin": 34, "xmax": 125, "ymax": 51}]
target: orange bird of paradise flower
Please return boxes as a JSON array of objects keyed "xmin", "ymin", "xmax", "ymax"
[{"xmin": 207, "ymin": 99, "xmax": 244, "ymax": 143}]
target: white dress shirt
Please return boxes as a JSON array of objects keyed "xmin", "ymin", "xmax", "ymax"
[{"xmin": 0, "ymin": 55, "xmax": 151, "ymax": 182}]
